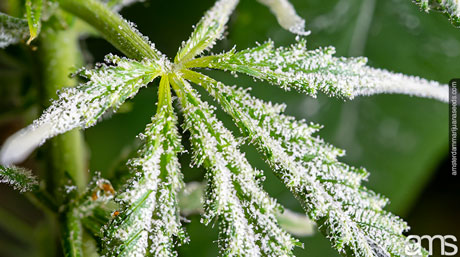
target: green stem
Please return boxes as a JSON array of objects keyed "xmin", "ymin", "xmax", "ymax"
[
  {"xmin": 40, "ymin": 22, "xmax": 93, "ymax": 256},
  {"xmin": 61, "ymin": 210, "xmax": 83, "ymax": 257},
  {"xmin": 157, "ymin": 75, "xmax": 172, "ymax": 113},
  {"xmin": 40, "ymin": 27, "xmax": 87, "ymax": 192},
  {"xmin": 58, "ymin": 0, "xmax": 161, "ymax": 61}
]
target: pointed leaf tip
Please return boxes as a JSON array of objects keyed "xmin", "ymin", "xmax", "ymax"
[
  {"xmin": 175, "ymin": 0, "xmax": 240, "ymax": 63},
  {"xmin": 1, "ymin": 56, "xmax": 162, "ymax": 165},
  {"xmin": 0, "ymin": 165, "xmax": 38, "ymax": 192},
  {"xmin": 257, "ymin": 0, "xmax": 310, "ymax": 35},
  {"xmin": 171, "ymin": 75, "xmax": 298, "ymax": 256},
  {"xmin": 199, "ymin": 40, "xmax": 449, "ymax": 102},
  {"xmin": 25, "ymin": 0, "xmax": 43, "ymax": 44},
  {"xmin": 0, "ymin": 123, "xmax": 53, "ymax": 165},
  {"xmin": 185, "ymin": 72, "xmax": 428, "ymax": 257}
]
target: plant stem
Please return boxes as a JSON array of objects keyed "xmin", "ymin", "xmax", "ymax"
[
  {"xmin": 61, "ymin": 209, "xmax": 83, "ymax": 257},
  {"xmin": 58, "ymin": 0, "xmax": 161, "ymax": 61},
  {"xmin": 40, "ymin": 23, "xmax": 91, "ymax": 256},
  {"xmin": 40, "ymin": 27, "xmax": 87, "ymax": 192}
]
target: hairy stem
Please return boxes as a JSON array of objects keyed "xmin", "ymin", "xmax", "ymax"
[
  {"xmin": 40, "ymin": 27, "xmax": 87, "ymax": 192},
  {"xmin": 61, "ymin": 210, "xmax": 83, "ymax": 257},
  {"xmin": 58, "ymin": 0, "xmax": 160, "ymax": 61}
]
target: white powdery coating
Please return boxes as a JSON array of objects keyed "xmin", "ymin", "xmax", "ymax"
[
  {"xmin": 0, "ymin": 165, "xmax": 38, "ymax": 193},
  {"xmin": 147, "ymin": 118, "xmax": 185, "ymax": 257},
  {"xmin": 0, "ymin": 13, "xmax": 29, "ymax": 48},
  {"xmin": 0, "ymin": 54, "xmax": 163, "ymax": 166},
  {"xmin": 418, "ymin": 0, "xmax": 460, "ymax": 18},
  {"xmin": 173, "ymin": 76, "xmax": 297, "ymax": 257},
  {"xmin": 351, "ymin": 66, "xmax": 448, "ymax": 102},
  {"xmin": 207, "ymin": 39, "xmax": 448, "ymax": 103},
  {"xmin": 176, "ymin": 0, "xmax": 239, "ymax": 62},
  {"xmin": 257, "ymin": 0, "xmax": 310, "ymax": 36},
  {"xmin": 442, "ymin": 0, "xmax": 460, "ymax": 17},
  {"xmin": 191, "ymin": 72, "xmax": 415, "ymax": 257},
  {"xmin": 104, "ymin": 121, "xmax": 164, "ymax": 257},
  {"xmin": 181, "ymin": 100, "xmax": 261, "ymax": 256},
  {"xmin": 103, "ymin": 103, "xmax": 184, "ymax": 257}
]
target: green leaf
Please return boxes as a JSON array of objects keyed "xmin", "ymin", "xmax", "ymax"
[
  {"xmin": 0, "ymin": 165, "xmax": 38, "ymax": 193},
  {"xmin": 186, "ymin": 39, "xmax": 448, "ymax": 102},
  {"xmin": 0, "ymin": 54, "xmax": 164, "ymax": 165},
  {"xmin": 171, "ymin": 74, "xmax": 299, "ymax": 257},
  {"xmin": 0, "ymin": 12, "xmax": 29, "ymax": 48},
  {"xmin": 102, "ymin": 76, "xmax": 186, "ymax": 257},
  {"xmin": 25, "ymin": 0, "xmax": 43, "ymax": 44},
  {"xmin": 413, "ymin": 0, "xmax": 460, "ymax": 27},
  {"xmin": 178, "ymin": 182, "xmax": 316, "ymax": 237},
  {"xmin": 184, "ymin": 70, "xmax": 429, "ymax": 257},
  {"xmin": 175, "ymin": 0, "xmax": 239, "ymax": 63}
]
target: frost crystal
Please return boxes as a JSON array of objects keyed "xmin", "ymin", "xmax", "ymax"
[
  {"xmin": 171, "ymin": 75, "xmax": 299, "ymax": 257},
  {"xmin": 183, "ymin": 70, "xmax": 428, "ymax": 257},
  {"xmin": 189, "ymin": 39, "xmax": 448, "ymax": 102},
  {"xmin": 0, "ymin": 54, "xmax": 164, "ymax": 165},
  {"xmin": 1, "ymin": 0, "xmax": 447, "ymax": 256},
  {"xmin": 102, "ymin": 76, "xmax": 185, "ymax": 257},
  {"xmin": 414, "ymin": 0, "xmax": 460, "ymax": 27},
  {"xmin": 0, "ymin": 13, "xmax": 29, "ymax": 48},
  {"xmin": 257, "ymin": 0, "xmax": 310, "ymax": 35},
  {"xmin": 0, "ymin": 165, "xmax": 38, "ymax": 193},
  {"xmin": 175, "ymin": 0, "xmax": 239, "ymax": 63}
]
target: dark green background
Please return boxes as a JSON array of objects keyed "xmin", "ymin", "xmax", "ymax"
[{"xmin": 0, "ymin": 0, "xmax": 459, "ymax": 256}]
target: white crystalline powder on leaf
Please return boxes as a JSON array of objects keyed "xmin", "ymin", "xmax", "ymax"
[
  {"xmin": 0, "ymin": 55, "xmax": 164, "ymax": 165},
  {"xmin": 0, "ymin": 13, "xmax": 29, "ymax": 48},
  {"xmin": 205, "ymin": 40, "xmax": 449, "ymax": 102}
]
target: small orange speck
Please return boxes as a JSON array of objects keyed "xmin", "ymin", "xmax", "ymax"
[
  {"xmin": 91, "ymin": 192, "xmax": 98, "ymax": 201},
  {"xmin": 102, "ymin": 183, "xmax": 115, "ymax": 195},
  {"xmin": 112, "ymin": 211, "xmax": 120, "ymax": 217}
]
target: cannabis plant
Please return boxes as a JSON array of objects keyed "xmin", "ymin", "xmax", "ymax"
[{"xmin": 0, "ymin": 0, "xmax": 456, "ymax": 256}]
